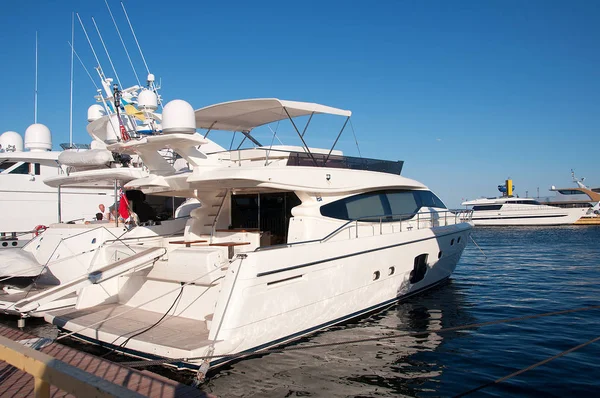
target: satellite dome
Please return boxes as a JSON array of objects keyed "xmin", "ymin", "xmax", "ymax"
[
  {"xmin": 138, "ymin": 89, "xmax": 158, "ymax": 111},
  {"xmin": 88, "ymin": 104, "xmax": 107, "ymax": 122},
  {"xmin": 162, "ymin": 99, "xmax": 195, "ymax": 134},
  {"xmin": 0, "ymin": 131, "xmax": 24, "ymax": 152},
  {"xmin": 24, "ymin": 123, "xmax": 52, "ymax": 152}
]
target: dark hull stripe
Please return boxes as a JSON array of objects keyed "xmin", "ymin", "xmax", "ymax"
[{"xmin": 256, "ymin": 226, "xmax": 469, "ymax": 277}]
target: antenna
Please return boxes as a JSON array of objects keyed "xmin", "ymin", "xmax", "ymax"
[
  {"xmin": 34, "ymin": 31, "xmax": 38, "ymax": 123},
  {"xmin": 92, "ymin": 16, "xmax": 122, "ymax": 88},
  {"xmin": 105, "ymin": 0, "xmax": 141, "ymax": 87},
  {"xmin": 68, "ymin": 41, "xmax": 99, "ymax": 91},
  {"xmin": 121, "ymin": 1, "xmax": 150, "ymax": 75},
  {"xmin": 77, "ymin": 13, "xmax": 103, "ymax": 72},
  {"xmin": 69, "ymin": 13, "xmax": 74, "ymax": 146}
]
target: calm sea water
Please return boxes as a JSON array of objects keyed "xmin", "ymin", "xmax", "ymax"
[{"xmin": 3, "ymin": 226, "xmax": 600, "ymax": 397}]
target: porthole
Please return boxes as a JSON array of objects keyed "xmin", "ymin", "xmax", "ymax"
[
  {"xmin": 91, "ymin": 238, "xmax": 97, "ymax": 244},
  {"xmin": 388, "ymin": 266, "xmax": 395, "ymax": 276},
  {"xmin": 450, "ymin": 239, "xmax": 455, "ymax": 246},
  {"xmin": 457, "ymin": 236, "xmax": 462, "ymax": 243},
  {"xmin": 12, "ymin": 242, "xmax": 17, "ymax": 246},
  {"xmin": 1, "ymin": 242, "xmax": 7, "ymax": 247},
  {"xmin": 373, "ymin": 271, "xmax": 380, "ymax": 281},
  {"xmin": 438, "ymin": 251, "xmax": 442, "ymax": 259}
]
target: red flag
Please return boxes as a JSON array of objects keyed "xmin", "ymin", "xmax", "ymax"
[
  {"xmin": 119, "ymin": 191, "xmax": 130, "ymax": 219},
  {"xmin": 120, "ymin": 123, "xmax": 131, "ymax": 141}
]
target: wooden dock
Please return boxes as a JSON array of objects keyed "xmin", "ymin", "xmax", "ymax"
[
  {"xmin": 575, "ymin": 217, "xmax": 600, "ymax": 225},
  {"xmin": 0, "ymin": 325, "xmax": 212, "ymax": 397}
]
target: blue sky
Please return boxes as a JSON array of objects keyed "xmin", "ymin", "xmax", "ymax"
[{"xmin": 0, "ymin": 0, "xmax": 598, "ymax": 207}]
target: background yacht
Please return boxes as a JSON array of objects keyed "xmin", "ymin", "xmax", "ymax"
[{"xmin": 462, "ymin": 179, "xmax": 587, "ymax": 226}]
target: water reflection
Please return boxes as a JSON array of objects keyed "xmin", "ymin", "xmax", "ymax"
[{"xmin": 205, "ymin": 280, "xmax": 476, "ymax": 397}]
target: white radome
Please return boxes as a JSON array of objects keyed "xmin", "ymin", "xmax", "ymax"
[
  {"xmin": 24, "ymin": 123, "xmax": 52, "ymax": 152},
  {"xmin": 87, "ymin": 104, "xmax": 107, "ymax": 122},
  {"xmin": 162, "ymin": 99, "xmax": 195, "ymax": 134},
  {"xmin": 0, "ymin": 131, "xmax": 24, "ymax": 152},
  {"xmin": 138, "ymin": 89, "xmax": 158, "ymax": 111}
]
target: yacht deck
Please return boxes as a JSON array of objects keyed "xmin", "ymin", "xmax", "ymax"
[{"xmin": 47, "ymin": 303, "xmax": 213, "ymax": 352}]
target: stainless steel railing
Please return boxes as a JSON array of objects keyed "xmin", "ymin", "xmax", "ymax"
[{"xmin": 255, "ymin": 209, "xmax": 473, "ymax": 252}]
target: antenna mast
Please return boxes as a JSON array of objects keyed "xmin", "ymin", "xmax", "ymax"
[
  {"xmin": 69, "ymin": 13, "xmax": 74, "ymax": 146},
  {"xmin": 77, "ymin": 13, "xmax": 103, "ymax": 73},
  {"xmin": 105, "ymin": 0, "xmax": 141, "ymax": 86},
  {"xmin": 121, "ymin": 1, "xmax": 150, "ymax": 75},
  {"xmin": 34, "ymin": 31, "xmax": 38, "ymax": 123},
  {"xmin": 92, "ymin": 16, "xmax": 122, "ymax": 88}
]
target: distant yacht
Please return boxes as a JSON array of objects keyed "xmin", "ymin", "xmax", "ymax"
[
  {"xmin": 462, "ymin": 179, "xmax": 587, "ymax": 226},
  {"xmin": 541, "ymin": 170, "xmax": 600, "ymax": 219}
]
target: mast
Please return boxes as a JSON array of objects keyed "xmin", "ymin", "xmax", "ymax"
[
  {"xmin": 105, "ymin": 0, "xmax": 141, "ymax": 86},
  {"xmin": 69, "ymin": 13, "xmax": 74, "ymax": 146},
  {"xmin": 34, "ymin": 31, "xmax": 38, "ymax": 123}
]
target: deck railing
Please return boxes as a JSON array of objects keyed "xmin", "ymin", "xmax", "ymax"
[{"xmin": 256, "ymin": 209, "xmax": 473, "ymax": 252}]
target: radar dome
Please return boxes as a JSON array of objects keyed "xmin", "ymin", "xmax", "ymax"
[
  {"xmin": 0, "ymin": 131, "xmax": 24, "ymax": 152},
  {"xmin": 88, "ymin": 104, "xmax": 107, "ymax": 122},
  {"xmin": 138, "ymin": 89, "xmax": 158, "ymax": 111},
  {"xmin": 162, "ymin": 99, "xmax": 195, "ymax": 134},
  {"xmin": 24, "ymin": 123, "xmax": 52, "ymax": 152}
]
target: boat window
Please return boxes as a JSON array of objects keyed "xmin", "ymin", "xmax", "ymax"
[
  {"xmin": 472, "ymin": 205, "xmax": 503, "ymax": 211},
  {"xmin": 0, "ymin": 161, "xmax": 17, "ymax": 172},
  {"xmin": 34, "ymin": 163, "xmax": 41, "ymax": 175},
  {"xmin": 4, "ymin": 162, "xmax": 30, "ymax": 175},
  {"xmin": 416, "ymin": 190, "xmax": 447, "ymax": 209},
  {"xmin": 557, "ymin": 190, "xmax": 581, "ymax": 195},
  {"xmin": 387, "ymin": 191, "xmax": 419, "ymax": 217},
  {"xmin": 509, "ymin": 200, "xmax": 540, "ymax": 205},
  {"xmin": 320, "ymin": 189, "xmax": 447, "ymax": 221},
  {"xmin": 346, "ymin": 193, "xmax": 386, "ymax": 220}
]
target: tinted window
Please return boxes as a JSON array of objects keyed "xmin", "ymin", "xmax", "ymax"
[
  {"xmin": 416, "ymin": 190, "xmax": 447, "ymax": 209},
  {"xmin": 472, "ymin": 205, "xmax": 503, "ymax": 211},
  {"xmin": 387, "ymin": 191, "xmax": 419, "ymax": 216},
  {"xmin": 320, "ymin": 190, "xmax": 447, "ymax": 221},
  {"xmin": 9, "ymin": 162, "xmax": 29, "ymax": 175},
  {"xmin": 0, "ymin": 161, "xmax": 16, "ymax": 172}
]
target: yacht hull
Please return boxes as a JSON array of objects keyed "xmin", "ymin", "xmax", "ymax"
[
  {"xmin": 470, "ymin": 207, "xmax": 586, "ymax": 226},
  {"xmin": 45, "ymin": 222, "xmax": 472, "ymax": 370}
]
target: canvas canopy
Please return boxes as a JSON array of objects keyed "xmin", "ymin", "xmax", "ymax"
[{"xmin": 194, "ymin": 98, "xmax": 352, "ymax": 132}]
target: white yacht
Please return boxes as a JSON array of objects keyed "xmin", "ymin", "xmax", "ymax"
[
  {"xmin": 541, "ymin": 171, "xmax": 600, "ymax": 220},
  {"xmin": 0, "ymin": 129, "xmax": 115, "ymax": 249},
  {"xmin": 32, "ymin": 98, "xmax": 472, "ymax": 378},
  {"xmin": 462, "ymin": 180, "xmax": 587, "ymax": 226}
]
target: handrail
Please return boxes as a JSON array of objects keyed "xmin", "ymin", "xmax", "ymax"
[
  {"xmin": 0, "ymin": 334, "xmax": 145, "ymax": 397},
  {"xmin": 255, "ymin": 209, "xmax": 473, "ymax": 252}
]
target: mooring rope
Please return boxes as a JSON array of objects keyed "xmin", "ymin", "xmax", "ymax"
[
  {"xmin": 469, "ymin": 234, "xmax": 487, "ymax": 259},
  {"xmin": 117, "ymin": 304, "xmax": 600, "ymax": 368},
  {"xmin": 453, "ymin": 334, "xmax": 600, "ymax": 397}
]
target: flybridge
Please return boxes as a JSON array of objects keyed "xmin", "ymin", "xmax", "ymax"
[{"xmin": 193, "ymin": 98, "xmax": 403, "ymax": 175}]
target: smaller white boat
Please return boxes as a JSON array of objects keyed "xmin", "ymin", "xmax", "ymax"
[{"xmin": 462, "ymin": 179, "xmax": 587, "ymax": 226}]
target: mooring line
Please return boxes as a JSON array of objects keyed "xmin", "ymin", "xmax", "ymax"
[
  {"xmin": 453, "ymin": 334, "xmax": 600, "ymax": 397},
  {"xmin": 118, "ymin": 304, "xmax": 600, "ymax": 368},
  {"xmin": 469, "ymin": 234, "xmax": 487, "ymax": 259}
]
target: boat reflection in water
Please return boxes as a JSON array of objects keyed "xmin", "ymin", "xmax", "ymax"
[{"xmin": 204, "ymin": 280, "xmax": 476, "ymax": 397}]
